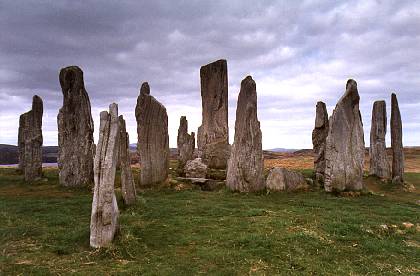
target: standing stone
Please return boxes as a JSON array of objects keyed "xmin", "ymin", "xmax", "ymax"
[
  {"xmin": 226, "ymin": 76, "xmax": 264, "ymax": 192},
  {"xmin": 324, "ymin": 79, "xmax": 365, "ymax": 192},
  {"xmin": 90, "ymin": 103, "xmax": 120, "ymax": 248},
  {"xmin": 177, "ymin": 116, "xmax": 195, "ymax": 174},
  {"xmin": 57, "ymin": 66, "xmax": 94, "ymax": 187},
  {"xmin": 18, "ymin": 95, "xmax": 43, "ymax": 181},
  {"xmin": 391, "ymin": 93, "xmax": 404, "ymax": 183},
  {"xmin": 135, "ymin": 82, "xmax": 169, "ymax": 187},
  {"xmin": 311, "ymin": 101, "xmax": 329, "ymax": 185},
  {"xmin": 118, "ymin": 115, "xmax": 136, "ymax": 205},
  {"xmin": 197, "ymin": 59, "xmax": 230, "ymax": 169},
  {"xmin": 369, "ymin": 100, "xmax": 390, "ymax": 179}
]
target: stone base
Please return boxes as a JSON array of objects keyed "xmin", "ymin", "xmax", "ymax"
[
  {"xmin": 201, "ymin": 142, "xmax": 230, "ymax": 169},
  {"xmin": 175, "ymin": 177, "xmax": 225, "ymax": 191}
]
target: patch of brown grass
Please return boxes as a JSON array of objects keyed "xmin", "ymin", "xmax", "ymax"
[{"xmin": 263, "ymin": 147, "xmax": 420, "ymax": 172}]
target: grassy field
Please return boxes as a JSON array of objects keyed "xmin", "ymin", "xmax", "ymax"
[{"xmin": 0, "ymin": 167, "xmax": 419, "ymax": 275}]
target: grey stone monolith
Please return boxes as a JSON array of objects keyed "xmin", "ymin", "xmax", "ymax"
[
  {"xmin": 312, "ymin": 101, "xmax": 329, "ymax": 185},
  {"xmin": 58, "ymin": 66, "xmax": 94, "ymax": 187},
  {"xmin": 324, "ymin": 79, "xmax": 365, "ymax": 192},
  {"xmin": 226, "ymin": 76, "xmax": 264, "ymax": 192},
  {"xmin": 18, "ymin": 95, "xmax": 43, "ymax": 181},
  {"xmin": 119, "ymin": 115, "xmax": 136, "ymax": 205},
  {"xmin": 90, "ymin": 103, "xmax": 120, "ymax": 248},
  {"xmin": 391, "ymin": 93, "xmax": 404, "ymax": 184},
  {"xmin": 135, "ymin": 82, "xmax": 169, "ymax": 186},
  {"xmin": 177, "ymin": 116, "xmax": 195, "ymax": 174},
  {"xmin": 369, "ymin": 100, "xmax": 390, "ymax": 179},
  {"xmin": 197, "ymin": 59, "xmax": 230, "ymax": 169}
]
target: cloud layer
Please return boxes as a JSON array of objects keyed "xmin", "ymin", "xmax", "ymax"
[{"xmin": 1, "ymin": 0, "xmax": 419, "ymax": 149}]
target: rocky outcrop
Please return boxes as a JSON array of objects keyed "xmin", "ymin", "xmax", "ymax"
[
  {"xmin": 185, "ymin": 158, "xmax": 207, "ymax": 178},
  {"xmin": 369, "ymin": 100, "xmax": 390, "ymax": 179},
  {"xmin": 226, "ymin": 76, "xmax": 264, "ymax": 192},
  {"xmin": 135, "ymin": 82, "xmax": 169, "ymax": 187},
  {"xmin": 197, "ymin": 59, "xmax": 230, "ymax": 169},
  {"xmin": 324, "ymin": 79, "xmax": 365, "ymax": 192},
  {"xmin": 391, "ymin": 93, "xmax": 404, "ymax": 184},
  {"xmin": 118, "ymin": 115, "xmax": 136, "ymax": 205},
  {"xmin": 311, "ymin": 101, "xmax": 329, "ymax": 185},
  {"xmin": 18, "ymin": 95, "xmax": 43, "ymax": 181},
  {"xmin": 90, "ymin": 103, "xmax": 120, "ymax": 248},
  {"xmin": 266, "ymin": 168, "xmax": 308, "ymax": 192},
  {"xmin": 57, "ymin": 66, "xmax": 94, "ymax": 187},
  {"xmin": 177, "ymin": 116, "xmax": 195, "ymax": 174}
]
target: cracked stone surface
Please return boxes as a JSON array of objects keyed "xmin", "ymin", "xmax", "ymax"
[{"xmin": 90, "ymin": 103, "xmax": 120, "ymax": 248}]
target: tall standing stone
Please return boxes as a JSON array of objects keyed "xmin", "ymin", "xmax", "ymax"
[
  {"xmin": 391, "ymin": 93, "xmax": 404, "ymax": 183},
  {"xmin": 312, "ymin": 101, "xmax": 329, "ymax": 185},
  {"xmin": 177, "ymin": 116, "xmax": 195, "ymax": 174},
  {"xmin": 135, "ymin": 82, "xmax": 169, "ymax": 187},
  {"xmin": 369, "ymin": 100, "xmax": 390, "ymax": 179},
  {"xmin": 324, "ymin": 79, "xmax": 365, "ymax": 192},
  {"xmin": 18, "ymin": 95, "xmax": 43, "ymax": 181},
  {"xmin": 226, "ymin": 76, "xmax": 264, "ymax": 192},
  {"xmin": 197, "ymin": 59, "xmax": 230, "ymax": 169},
  {"xmin": 58, "ymin": 66, "xmax": 94, "ymax": 187},
  {"xmin": 90, "ymin": 103, "xmax": 120, "ymax": 248},
  {"xmin": 119, "ymin": 115, "xmax": 136, "ymax": 205}
]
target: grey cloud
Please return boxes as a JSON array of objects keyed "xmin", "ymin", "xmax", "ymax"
[{"xmin": 0, "ymin": 0, "xmax": 419, "ymax": 148}]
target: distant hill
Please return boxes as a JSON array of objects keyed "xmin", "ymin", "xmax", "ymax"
[
  {"xmin": 265, "ymin": 148, "xmax": 299, "ymax": 153},
  {"xmin": 0, "ymin": 144, "xmax": 19, "ymax": 164},
  {"xmin": 1, "ymin": 144, "xmax": 299, "ymax": 164},
  {"xmin": 0, "ymin": 144, "xmax": 58, "ymax": 165},
  {"xmin": 0, "ymin": 143, "xmax": 179, "ymax": 165},
  {"xmin": 132, "ymin": 144, "xmax": 300, "ymax": 154}
]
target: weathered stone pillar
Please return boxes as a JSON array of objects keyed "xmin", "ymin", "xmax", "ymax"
[
  {"xmin": 391, "ymin": 93, "xmax": 404, "ymax": 183},
  {"xmin": 177, "ymin": 116, "xmax": 195, "ymax": 175},
  {"xmin": 57, "ymin": 66, "xmax": 94, "ymax": 187},
  {"xmin": 197, "ymin": 59, "xmax": 230, "ymax": 169},
  {"xmin": 90, "ymin": 103, "xmax": 120, "ymax": 248},
  {"xmin": 226, "ymin": 76, "xmax": 264, "ymax": 192},
  {"xmin": 324, "ymin": 79, "xmax": 365, "ymax": 192},
  {"xmin": 118, "ymin": 115, "xmax": 136, "ymax": 205},
  {"xmin": 135, "ymin": 82, "xmax": 169, "ymax": 187},
  {"xmin": 311, "ymin": 101, "xmax": 329, "ymax": 185},
  {"xmin": 369, "ymin": 100, "xmax": 390, "ymax": 179},
  {"xmin": 18, "ymin": 95, "xmax": 43, "ymax": 181}
]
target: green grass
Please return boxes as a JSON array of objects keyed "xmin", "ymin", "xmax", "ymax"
[{"xmin": 0, "ymin": 168, "xmax": 419, "ymax": 275}]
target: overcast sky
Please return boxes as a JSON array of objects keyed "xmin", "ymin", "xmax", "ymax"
[{"xmin": 0, "ymin": 0, "xmax": 419, "ymax": 149}]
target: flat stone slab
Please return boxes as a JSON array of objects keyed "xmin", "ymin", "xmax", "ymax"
[{"xmin": 175, "ymin": 177, "xmax": 225, "ymax": 191}]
